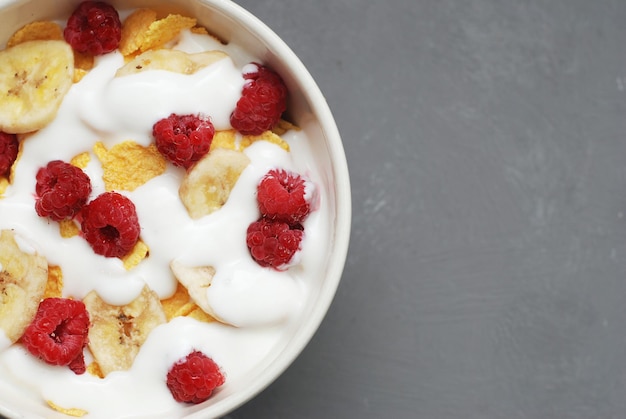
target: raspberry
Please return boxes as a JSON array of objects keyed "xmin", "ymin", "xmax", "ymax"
[
  {"xmin": 230, "ymin": 63, "xmax": 287, "ymax": 135},
  {"xmin": 152, "ymin": 114, "xmax": 215, "ymax": 169},
  {"xmin": 246, "ymin": 218, "xmax": 303, "ymax": 270},
  {"xmin": 64, "ymin": 1, "xmax": 122, "ymax": 55},
  {"xmin": 21, "ymin": 298, "xmax": 90, "ymax": 375},
  {"xmin": 0, "ymin": 131, "xmax": 18, "ymax": 177},
  {"xmin": 81, "ymin": 191, "xmax": 140, "ymax": 258},
  {"xmin": 257, "ymin": 169, "xmax": 311, "ymax": 224},
  {"xmin": 166, "ymin": 350, "xmax": 225, "ymax": 404},
  {"xmin": 35, "ymin": 160, "xmax": 92, "ymax": 221}
]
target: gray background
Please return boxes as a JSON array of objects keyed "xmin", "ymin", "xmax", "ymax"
[{"xmin": 229, "ymin": 0, "xmax": 626, "ymax": 418}]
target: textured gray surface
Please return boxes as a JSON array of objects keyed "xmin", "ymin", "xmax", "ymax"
[{"xmin": 227, "ymin": 0, "xmax": 626, "ymax": 418}]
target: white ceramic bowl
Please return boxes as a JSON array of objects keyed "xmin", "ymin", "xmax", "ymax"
[{"xmin": 0, "ymin": 0, "xmax": 350, "ymax": 418}]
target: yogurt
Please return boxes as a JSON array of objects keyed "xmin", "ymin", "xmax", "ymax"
[
  {"xmin": 0, "ymin": 13, "xmax": 329, "ymax": 418},
  {"xmin": 0, "ymin": 331, "xmax": 9, "ymax": 352}
]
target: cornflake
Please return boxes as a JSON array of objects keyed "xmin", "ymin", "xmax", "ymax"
[
  {"xmin": 94, "ymin": 141, "xmax": 167, "ymax": 192},
  {"xmin": 138, "ymin": 14, "xmax": 196, "ymax": 52},
  {"xmin": 43, "ymin": 265, "xmax": 63, "ymax": 299},
  {"xmin": 6, "ymin": 21, "xmax": 63, "ymax": 47},
  {"xmin": 119, "ymin": 8, "xmax": 158, "ymax": 56},
  {"xmin": 46, "ymin": 400, "xmax": 87, "ymax": 417}
]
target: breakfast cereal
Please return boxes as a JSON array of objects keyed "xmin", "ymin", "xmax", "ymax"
[{"xmin": 0, "ymin": 1, "xmax": 329, "ymax": 417}]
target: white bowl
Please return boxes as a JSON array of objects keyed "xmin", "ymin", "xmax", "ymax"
[{"xmin": 0, "ymin": 0, "xmax": 350, "ymax": 418}]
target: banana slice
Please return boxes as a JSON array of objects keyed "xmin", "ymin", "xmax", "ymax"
[
  {"xmin": 169, "ymin": 261, "xmax": 222, "ymax": 321},
  {"xmin": 115, "ymin": 49, "xmax": 228, "ymax": 77},
  {"xmin": 0, "ymin": 40, "xmax": 74, "ymax": 134},
  {"xmin": 0, "ymin": 230, "xmax": 48, "ymax": 344},
  {"xmin": 179, "ymin": 148, "xmax": 250, "ymax": 219},
  {"xmin": 82, "ymin": 286, "xmax": 166, "ymax": 376}
]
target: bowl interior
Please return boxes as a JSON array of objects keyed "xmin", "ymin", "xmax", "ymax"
[{"xmin": 0, "ymin": 0, "xmax": 350, "ymax": 417}]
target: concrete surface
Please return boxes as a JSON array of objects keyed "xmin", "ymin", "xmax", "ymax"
[{"xmin": 228, "ymin": 0, "xmax": 626, "ymax": 418}]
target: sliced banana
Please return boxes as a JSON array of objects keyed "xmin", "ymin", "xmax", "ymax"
[
  {"xmin": 0, "ymin": 40, "xmax": 74, "ymax": 134},
  {"xmin": 82, "ymin": 285, "xmax": 166, "ymax": 376},
  {"xmin": 115, "ymin": 49, "xmax": 228, "ymax": 77},
  {"xmin": 0, "ymin": 229, "xmax": 48, "ymax": 344},
  {"xmin": 179, "ymin": 148, "xmax": 250, "ymax": 219},
  {"xmin": 169, "ymin": 261, "xmax": 222, "ymax": 321}
]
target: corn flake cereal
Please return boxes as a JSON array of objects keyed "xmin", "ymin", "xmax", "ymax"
[
  {"xmin": 0, "ymin": 177, "xmax": 9, "ymax": 196},
  {"xmin": 119, "ymin": 8, "xmax": 158, "ymax": 56},
  {"xmin": 122, "ymin": 240, "xmax": 149, "ymax": 271},
  {"xmin": 59, "ymin": 219, "xmax": 80, "ymax": 238},
  {"xmin": 138, "ymin": 14, "xmax": 196, "ymax": 52},
  {"xmin": 72, "ymin": 68, "xmax": 88, "ymax": 83},
  {"xmin": 161, "ymin": 282, "xmax": 192, "ymax": 321},
  {"xmin": 210, "ymin": 130, "xmax": 237, "ymax": 151},
  {"xmin": 94, "ymin": 141, "xmax": 166, "ymax": 191},
  {"xmin": 186, "ymin": 305, "xmax": 215, "ymax": 323},
  {"xmin": 70, "ymin": 50, "xmax": 95, "ymax": 83},
  {"xmin": 10, "ymin": 136, "xmax": 26, "ymax": 183},
  {"xmin": 272, "ymin": 119, "xmax": 300, "ymax": 136},
  {"xmin": 210, "ymin": 130, "xmax": 291, "ymax": 152},
  {"xmin": 190, "ymin": 26, "xmax": 226, "ymax": 45},
  {"xmin": 172, "ymin": 302, "xmax": 197, "ymax": 317},
  {"xmin": 190, "ymin": 26, "xmax": 209, "ymax": 35},
  {"xmin": 161, "ymin": 282, "xmax": 215, "ymax": 322},
  {"xmin": 241, "ymin": 130, "xmax": 290, "ymax": 152},
  {"xmin": 43, "ymin": 265, "xmax": 63, "ymax": 299},
  {"xmin": 73, "ymin": 50, "xmax": 94, "ymax": 71},
  {"xmin": 46, "ymin": 400, "xmax": 87, "ymax": 417},
  {"xmin": 87, "ymin": 362, "xmax": 104, "ymax": 379},
  {"xmin": 70, "ymin": 152, "xmax": 91, "ymax": 169},
  {"xmin": 6, "ymin": 21, "xmax": 63, "ymax": 47}
]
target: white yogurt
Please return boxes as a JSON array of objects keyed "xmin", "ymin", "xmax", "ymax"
[
  {"xmin": 80, "ymin": 53, "xmax": 245, "ymax": 135},
  {"xmin": 0, "ymin": 27, "xmax": 329, "ymax": 417},
  {"xmin": 1, "ymin": 317, "xmax": 291, "ymax": 418},
  {"xmin": 0, "ymin": 331, "xmax": 10, "ymax": 352}
]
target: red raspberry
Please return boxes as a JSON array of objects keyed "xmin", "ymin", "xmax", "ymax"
[
  {"xmin": 246, "ymin": 218, "xmax": 303, "ymax": 270},
  {"xmin": 166, "ymin": 350, "xmax": 225, "ymax": 404},
  {"xmin": 0, "ymin": 131, "xmax": 18, "ymax": 177},
  {"xmin": 21, "ymin": 298, "xmax": 90, "ymax": 375},
  {"xmin": 64, "ymin": 1, "xmax": 122, "ymax": 55},
  {"xmin": 152, "ymin": 114, "xmax": 215, "ymax": 169},
  {"xmin": 81, "ymin": 191, "xmax": 140, "ymax": 258},
  {"xmin": 230, "ymin": 64, "xmax": 287, "ymax": 135},
  {"xmin": 35, "ymin": 160, "xmax": 92, "ymax": 221},
  {"xmin": 257, "ymin": 169, "xmax": 311, "ymax": 225}
]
